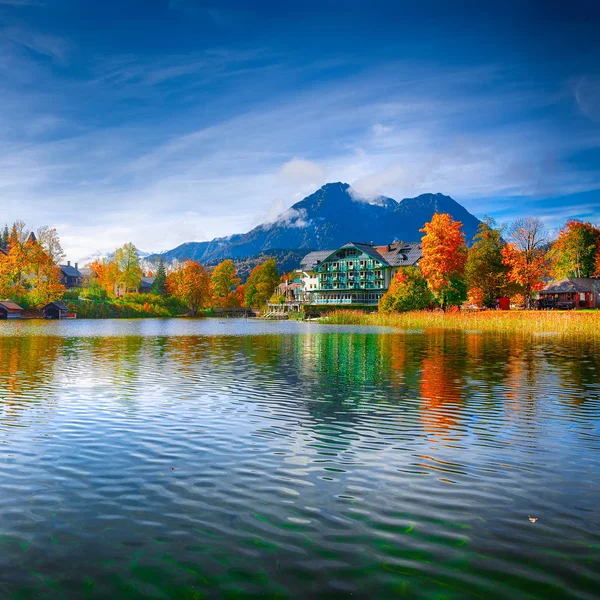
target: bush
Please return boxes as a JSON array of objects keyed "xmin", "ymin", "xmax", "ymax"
[
  {"xmin": 67, "ymin": 296, "xmax": 183, "ymax": 319},
  {"xmin": 379, "ymin": 267, "xmax": 434, "ymax": 313}
]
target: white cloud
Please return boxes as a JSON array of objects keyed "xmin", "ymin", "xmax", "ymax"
[
  {"xmin": 3, "ymin": 27, "xmax": 69, "ymax": 65},
  {"xmin": 279, "ymin": 158, "xmax": 325, "ymax": 185},
  {"xmin": 371, "ymin": 123, "xmax": 392, "ymax": 136},
  {"xmin": 273, "ymin": 207, "xmax": 310, "ymax": 228},
  {"xmin": 0, "ymin": 48, "xmax": 598, "ymax": 261}
]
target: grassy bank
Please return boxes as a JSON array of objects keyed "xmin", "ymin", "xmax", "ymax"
[
  {"xmin": 320, "ymin": 309, "xmax": 600, "ymax": 336},
  {"xmin": 67, "ymin": 293, "xmax": 187, "ymax": 319}
]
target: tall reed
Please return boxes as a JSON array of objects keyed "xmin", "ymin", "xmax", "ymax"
[{"xmin": 320, "ymin": 309, "xmax": 600, "ymax": 337}]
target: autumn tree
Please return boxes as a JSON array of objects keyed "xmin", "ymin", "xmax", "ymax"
[
  {"xmin": 87, "ymin": 257, "xmax": 120, "ymax": 297},
  {"xmin": 419, "ymin": 213, "xmax": 468, "ymax": 310},
  {"xmin": 548, "ymin": 219, "xmax": 600, "ymax": 279},
  {"xmin": 210, "ymin": 259, "xmax": 242, "ymax": 308},
  {"xmin": 379, "ymin": 267, "xmax": 434, "ymax": 313},
  {"xmin": 26, "ymin": 238, "xmax": 65, "ymax": 306},
  {"xmin": 167, "ymin": 260, "xmax": 211, "ymax": 316},
  {"xmin": 465, "ymin": 217, "xmax": 511, "ymax": 306},
  {"xmin": 243, "ymin": 258, "xmax": 280, "ymax": 307},
  {"xmin": 151, "ymin": 257, "xmax": 168, "ymax": 296},
  {"xmin": 0, "ymin": 222, "xmax": 64, "ymax": 306},
  {"xmin": 501, "ymin": 217, "xmax": 549, "ymax": 308}
]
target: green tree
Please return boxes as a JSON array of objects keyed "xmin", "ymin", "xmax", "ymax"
[
  {"xmin": 0, "ymin": 224, "xmax": 8, "ymax": 248},
  {"xmin": 151, "ymin": 257, "xmax": 167, "ymax": 296},
  {"xmin": 243, "ymin": 258, "xmax": 280, "ymax": 307},
  {"xmin": 379, "ymin": 267, "xmax": 434, "ymax": 313},
  {"xmin": 114, "ymin": 243, "xmax": 142, "ymax": 293},
  {"xmin": 210, "ymin": 259, "xmax": 242, "ymax": 307},
  {"xmin": 465, "ymin": 217, "xmax": 511, "ymax": 306},
  {"xmin": 549, "ymin": 219, "xmax": 600, "ymax": 279}
]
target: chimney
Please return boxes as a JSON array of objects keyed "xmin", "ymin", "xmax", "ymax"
[
  {"xmin": 75, "ymin": 262, "xmax": 78, "ymax": 270},
  {"xmin": 67, "ymin": 260, "xmax": 71, "ymax": 267}
]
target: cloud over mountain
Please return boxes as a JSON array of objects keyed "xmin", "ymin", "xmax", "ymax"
[{"xmin": 155, "ymin": 182, "xmax": 481, "ymax": 264}]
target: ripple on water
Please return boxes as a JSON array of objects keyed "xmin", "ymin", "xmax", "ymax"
[{"xmin": 0, "ymin": 320, "xmax": 599, "ymax": 598}]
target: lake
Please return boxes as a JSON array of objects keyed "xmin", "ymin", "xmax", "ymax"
[{"xmin": 0, "ymin": 319, "xmax": 599, "ymax": 599}]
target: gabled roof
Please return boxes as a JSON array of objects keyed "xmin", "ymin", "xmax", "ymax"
[
  {"xmin": 376, "ymin": 242, "xmax": 422, "ymax": 267},
  {"xmin": 300, "ymin": 250, "xmax": 332, "ymax": 270},
  {"xmin": 44, "ymin": 301, "xmax": 69, "ymax": 311},
  {"xmin": 0, "ymin": 247, "xmax": 7, "ymax": 256},
  {"xmin": 277, "ymin": 281, "xmax": 302, "ymax": 291},
  {"xmin": 141, "ymin": 276, "xmax": 156, "ymax": 287},
  {"xmin": 300, "ymin": 241, "xmax": 423, "ymax": 270},
  {"xmin": 342, "ymin": 242, "xmax": 388, "ymax": 264},
  {"xmin": 541, "ymin": 278, "xmax": 600, "ymax": 294},
  {"xmin": 0, "ymin": 301, "xmax": 23, "ymax": 311},
  {"xmin": 60, "ymin": 265, "xmax": 83, "ymax": 278}
]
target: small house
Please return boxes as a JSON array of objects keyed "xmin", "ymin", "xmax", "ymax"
[
  {"xmin": 139, "ymin": 276, "xmax": 156, "ymax": 293},
  {"xmin": 275, "ymin": 280, "xmax": 303, "ymax": 302},
  {"xmin": 42, "ymin": 301, "xmax": 69, "ymax": 320},
  {"xmin": 59, "ymin": 262, "xmax": 84, "ymax": 289},
  {"xmin": 0, "ymin": 301, "xmax": 23, "ymax": 320},
  {"xmin": 538, "ymin": 278, "xmax": 600, "ymax": 309}
]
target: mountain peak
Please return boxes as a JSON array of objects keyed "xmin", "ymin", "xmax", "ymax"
[
  {"xmin": 320, "ymin": 181, "xmax": 350, "ymax": 190},
  {"xmin": 155, "ymin": 184, "xmax": 482, "ymax": 264}
]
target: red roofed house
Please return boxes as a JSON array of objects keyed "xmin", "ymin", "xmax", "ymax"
[{"xmin": 0, "ymin": 301, "xmax": 24, "ymax": 320}]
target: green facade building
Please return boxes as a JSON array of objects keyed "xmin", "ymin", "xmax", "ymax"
[{"xmin": 299, "ymin": 241, "xmax": 422, "ymax": 305}]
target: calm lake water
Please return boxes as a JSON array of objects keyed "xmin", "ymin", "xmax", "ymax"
[{"xmin": 0, "ymin": 319, "xmax": 599, "ymax": 599}]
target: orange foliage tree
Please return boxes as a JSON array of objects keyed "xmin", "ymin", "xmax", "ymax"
[
  {"xmin": 0, "ymin": 222, "xmax": 65, "ymax": 306},
  {"xmin": 419, "ymin": 213, "xmax": 468, "ymax": 310},
  {"xmin": 166, "ymin": 260, "xmax": 211, "ymax": 316},
  {"xmin": 88, "ymin": 258, "xmax": 120, "ymax": 297},
  {"xmin": 501, "ymin": 217, "xmax": 549, "ymax": 308}
]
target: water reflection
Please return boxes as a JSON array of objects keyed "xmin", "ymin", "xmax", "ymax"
[{"xmin": 0, "ymin": 322, "xmax": 599, "ymax": 599}]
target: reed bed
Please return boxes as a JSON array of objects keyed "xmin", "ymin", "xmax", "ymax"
[{"xmin": 320, "ymin": 309, "xmax": 600, "ymax": 337}]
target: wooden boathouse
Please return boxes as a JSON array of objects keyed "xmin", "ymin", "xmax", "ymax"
[
  {"xmin": 42, "ymin": 301, "xmax": 70, "ymax": 320},
  {"xmin": 0, "ymin": 301, "xmax": 23, "ymax": 320}
]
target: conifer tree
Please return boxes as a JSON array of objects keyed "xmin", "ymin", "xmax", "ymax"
[
  {"xmin": 0, "ymin": 224, "xmax": 8, "ymax": 248},
  {"xmin": 152, "ymin": 257, "xmax": 167, "ymax": 296}
]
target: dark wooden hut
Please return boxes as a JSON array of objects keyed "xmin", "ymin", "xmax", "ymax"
[
  {"xmin": 538, "ymin": 278, "xmax": 600, "ymax": 309},
  {"xmin": 42, "ymin": 301, "xmax": 69, "ymax": 320},
  {"xmin": 0, "ymin": 301, "xmax": 23, "ymax": 320}
]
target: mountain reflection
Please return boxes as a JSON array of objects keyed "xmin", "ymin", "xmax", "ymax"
[{"xmin": 1, "ymin": 328, "xmax": 599, "ymax": 445}]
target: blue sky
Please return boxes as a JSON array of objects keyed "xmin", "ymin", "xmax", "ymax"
[{"xmin": 1, "ymin": 0, "xmax": 599, "ymax": 260}]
